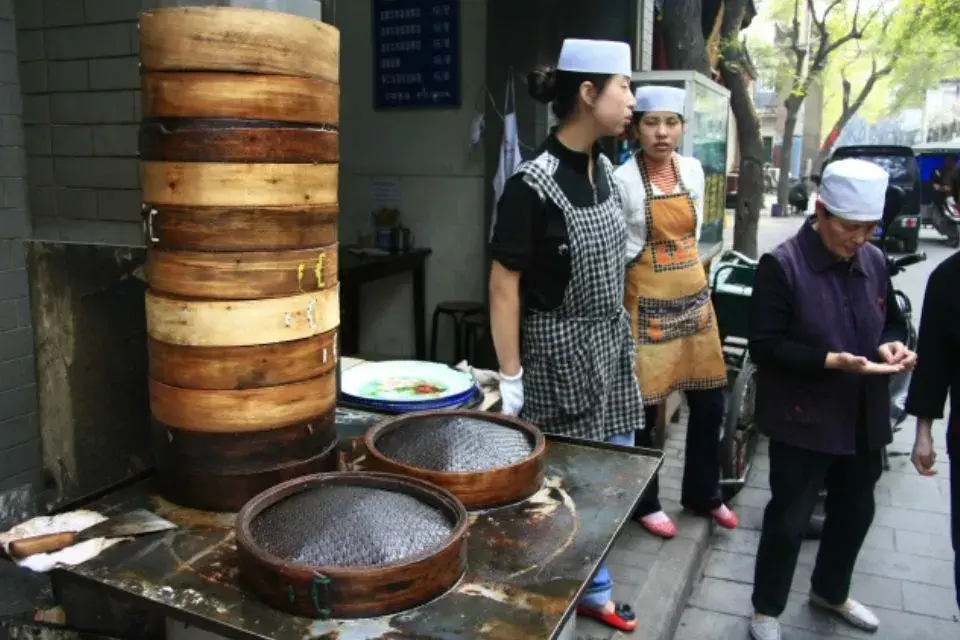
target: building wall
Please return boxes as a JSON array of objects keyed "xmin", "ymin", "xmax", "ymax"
[
  {"xmin": 337, "ymin": 0, "xmax": 488, "ymax": 358},
  {"xmin": 0, "ymin": 0, "xmax": 39, "ymax": 529}
]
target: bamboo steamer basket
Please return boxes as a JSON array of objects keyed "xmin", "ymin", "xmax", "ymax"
[{"xmin": 139, "ymin": 6, "xmax": 343, "ymax": 511}]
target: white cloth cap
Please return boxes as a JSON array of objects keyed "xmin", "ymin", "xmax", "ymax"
[
  {"xmin": 634, "ymin": 85, "xmax": 686, "ymax": 115},
  {"xmin": 557, "ymin": 39, "xmax": 632, "ymax": 77},
  {"xmin": 818, "ymin": 158, "xmax": 889, "ymax": 222}
]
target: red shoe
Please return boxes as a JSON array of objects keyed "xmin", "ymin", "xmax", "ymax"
[
  {"xmin": 577, "ymin": 602, "xmax": 637, "ymax": 632},
  {"xmin": 711, "ymin": 504, "xmax": 738, "ymax": 529},
  {"xmin": 636, "ymin": 511, "xmax": 677, "ymax": 539}
]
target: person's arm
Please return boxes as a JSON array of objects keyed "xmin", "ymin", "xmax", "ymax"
[
  {"xmin": 748, "ymin": 255, "xmax": 830, "ymax": 372},
  {"xmin": 905, "ymin": 269, "xmax": 951, "ymax": 422},
  {"xmin": 488, "ymin": 175, "xmax": 541, "ymax": 377}
]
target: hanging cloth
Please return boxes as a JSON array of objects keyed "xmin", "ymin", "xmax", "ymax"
[{"xmin": 490, "ymin": 69, "xmax": 523, "ymax": 239}]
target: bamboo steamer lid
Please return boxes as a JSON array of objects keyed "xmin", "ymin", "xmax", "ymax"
[
  {"xmin": 142, "ymin": 72, "xmax": 339, "ymax": 124},
  {"xmin": 145, "ymin": 288, "xmax": 340, "ymax": 347},
  {"xmin": 147, "ymin": 330, "xmax": 338, "ymax": 391},
  {"xmin": 145, "ymin": 244, "xmax": 338, "ymax": 300},
  {"xmin": 141, "ymin": 162, "xmax": 338, "ymax": 208},
  {"xmin": 140, "ymin": 7, "xmax": 339, "ymax": 83},
  {"xmin": 149, "ymin": 370, "xmax": 337, "ymax": 432},
  {"xmin": 139, "ymin": 120, "xmax": 339, "ymax": 164},
  {"xmin": 142, "ymin": 204, "xmax": 338, "ymax": 252}
]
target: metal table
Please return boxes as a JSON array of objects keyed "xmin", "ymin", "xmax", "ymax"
[{"xmin": 53, "ymin": 409, "xmax": 659, "ymax": 640}]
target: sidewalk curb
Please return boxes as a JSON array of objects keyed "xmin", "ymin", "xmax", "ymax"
[{"xmin": 619, "ymin": 518, "xmax": 712, "ymax": 640}]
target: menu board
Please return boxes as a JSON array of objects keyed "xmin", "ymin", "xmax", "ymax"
[{"xmin": 372, "ymin": 0, "xmax": 461, "ymax": 109}]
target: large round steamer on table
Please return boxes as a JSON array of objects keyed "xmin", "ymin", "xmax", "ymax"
[
  {"xmin": 365, "ymin": 410, "xmax": 546, "ymax": 510},
  {"xmin": 235, "ymin": 472, "xmax": 468, "ymax": 618}
]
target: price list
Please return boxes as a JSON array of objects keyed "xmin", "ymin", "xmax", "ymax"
[{"xmin": 372, "ymin": 0, "xmax": 461, "ymax": 109}]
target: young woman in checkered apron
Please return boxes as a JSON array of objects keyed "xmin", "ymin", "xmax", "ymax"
[
  {"xmin": 614, "ymin": 85, "xmax": 739, "ymax": 539},
  {"xmin": 488, "ymin": 39, "xmax": 644, "ymax": 633}
]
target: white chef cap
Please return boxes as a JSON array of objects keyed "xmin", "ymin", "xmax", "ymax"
[
  {"xmin": 634, "ymin": 85, "xmax": 686, "ymax": 115},
  {"xmin": 818, "ymin": 158, "xmax": 889, "ymax": 222},
  {"xmin": 557, "ymin": 39, "xmax": 632, "ymax": 77}
]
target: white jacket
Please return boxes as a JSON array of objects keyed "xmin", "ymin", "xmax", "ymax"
[{"xmin": 614, "ymin": 153, "xmax": 706, "ymax": 260}]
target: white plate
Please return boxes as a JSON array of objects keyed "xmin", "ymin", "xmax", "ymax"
[{"xmin": 340, "ymin": 360, "xmax": 476, "ymax": 403}]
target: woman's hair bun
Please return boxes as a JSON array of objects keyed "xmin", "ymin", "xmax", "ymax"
[{"xmin": 528, "ymin": 65, "xmax": 557, "ymax": 104}]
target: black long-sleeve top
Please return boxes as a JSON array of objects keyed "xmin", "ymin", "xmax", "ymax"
[
  {"xmin": 905, "ymin": 252, "xmax": 960, "ymax": 455},
  {"xmin": 749, "ymin": 255, "xmax": 906, "ymax": 373}
]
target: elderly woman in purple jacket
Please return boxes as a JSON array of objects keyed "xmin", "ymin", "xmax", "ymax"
[{"xmin": 745, "ymin": 158, "xmax": 917, "ymax": 640}]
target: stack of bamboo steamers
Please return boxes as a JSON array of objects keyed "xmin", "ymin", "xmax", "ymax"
[{"xmin": 138, "ymin": 7, "xmax": 342, "ymax": 512}]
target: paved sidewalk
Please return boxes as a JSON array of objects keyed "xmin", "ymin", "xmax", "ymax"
[{"xmin": 674, "ymin": 421, "xmax": 960, "ymax": 640}]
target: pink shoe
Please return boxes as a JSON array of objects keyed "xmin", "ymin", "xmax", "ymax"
[
  {"xmin": 637, "ymin": 511, "xmax": 677, "ymax": 539},
  {"xmin": 711, "ymin": 504, "xmax": 738, "ymax": 529}
]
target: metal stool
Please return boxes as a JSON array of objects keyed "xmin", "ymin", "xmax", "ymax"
[
  {"xmin": 429, "ymin": 301, "xmax": 483, "ymax": 363},
  {"xmin": 461, "ymin": 313, "xmax": 487, "ymax": 365}
]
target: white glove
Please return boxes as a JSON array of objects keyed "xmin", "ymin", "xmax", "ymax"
[{"xmin": 499, "ymin": 368, "xmax": 524, "ymax": 416}]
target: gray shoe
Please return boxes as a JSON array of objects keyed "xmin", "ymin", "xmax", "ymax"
[
  {"xmin": 749, "ymin": 614, "xmax": 781, "ymax": 640},
  {"xmin": 809, "ymin": 593, "xmax": 879, "ymax": 632}
]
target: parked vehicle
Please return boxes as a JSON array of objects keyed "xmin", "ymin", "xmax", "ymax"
[
  {"xmin": 913, "ymin": 140, "xmax": 960, "ymax": 247},
  {"xmin": 807, "ymin": 185, "xmax": 926, "ymax": 539},
  {"xmin": 822, "ymin": 145, "xmax": 921, "ymax": 252}
]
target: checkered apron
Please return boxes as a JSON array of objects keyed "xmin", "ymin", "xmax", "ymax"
[{"xmin": 516, "ymin": 152, "xmax": 645, "ymax": 441}]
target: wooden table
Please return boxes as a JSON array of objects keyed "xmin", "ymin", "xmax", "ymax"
[{"xmin": 339, "ymin": 247, "xmax": 432, "ymax": 359}]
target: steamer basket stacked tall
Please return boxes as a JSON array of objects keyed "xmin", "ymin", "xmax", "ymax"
[{"xmin": 138, "ymin": 7, "xmax": 342, "ymax": 512}]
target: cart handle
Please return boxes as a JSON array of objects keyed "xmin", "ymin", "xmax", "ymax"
[{"xmin": 710, "ymin": 262, "xmax": 756, "ymax": 290}]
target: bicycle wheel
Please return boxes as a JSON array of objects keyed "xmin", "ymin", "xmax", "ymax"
[{"xmin": 720, "ymin": 355, "xmax": 759, "ymax": 501}]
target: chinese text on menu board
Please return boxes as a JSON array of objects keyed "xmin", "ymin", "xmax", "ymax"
[{"xmin": 372, "ymin": 0, "xmax": 461, "ymax": 109}]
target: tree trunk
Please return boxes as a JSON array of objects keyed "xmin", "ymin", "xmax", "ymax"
[
  {"xmin": 776, "ymin": 96, "xmax": 802, "ymax": 210},
  {"xmin": 660, "ymin": 0, "xmax": 712, "ymax": 76},
  {"xmin": 719, "ymin": 1, "xmax": 763, "ymax": 257}
]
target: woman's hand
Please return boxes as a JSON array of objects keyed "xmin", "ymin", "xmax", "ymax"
[
  {"xmin": 825, "ymin": 351, "xmax": 903, "ymax": 375},
  {"xmin": 877, "ymin": 341, "xmax": 918, "ymax": 371},
  {"xmin": 499, "ymin": 368, "xmax": 524, "ymax": 416},
  {"xmin": 911, "ymin": 420, "xmax": 937, "ymax": 476}
]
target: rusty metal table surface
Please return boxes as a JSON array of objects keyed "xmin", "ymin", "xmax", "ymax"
[{"xmin": 56, "ymin": 408, "xmax": 660, "ymax": 640}]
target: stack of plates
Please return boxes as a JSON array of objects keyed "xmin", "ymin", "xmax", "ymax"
[{"xmin": 340, "ymin": 361, "xmax": 481, "ymax": 414}]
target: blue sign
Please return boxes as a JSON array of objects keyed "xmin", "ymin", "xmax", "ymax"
[{"xmin": 372, "ymin": 0, "xmax": 461, "ymax": 109}]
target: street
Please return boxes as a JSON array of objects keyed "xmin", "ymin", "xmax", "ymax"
[{"xmin": 674, "ymin": 217, "xmax": 960, "ymax": 639}]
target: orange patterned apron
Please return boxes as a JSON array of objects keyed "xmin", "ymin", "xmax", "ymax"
[{"xmin": 624, "ymin": 156, "xmax": 726, "ymax": 406}]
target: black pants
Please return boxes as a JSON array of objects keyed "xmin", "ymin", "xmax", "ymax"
[
  {"xmin": 752, "ymin": 439, "xmax": 883, "ymax": 616},
  {"xmin": 634, "ymin": 388, "xmax": 725, "ymax": 517},
  {"xmin": 951, "ymin": 454, "xmax": 960, "ymax": 614}
]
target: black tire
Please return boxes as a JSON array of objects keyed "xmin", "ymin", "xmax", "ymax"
[{"xmin": 720, "ymin": 356, "xmax": 759, "ymax": 502}]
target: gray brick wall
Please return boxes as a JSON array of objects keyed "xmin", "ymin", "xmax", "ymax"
[
  {"xmin": 17, "ymin": 0, "xmax": 144, "ymax": 246},
  {"xmin": 1, "ymin": 0, "xmax": 40, "ymax": 530}
]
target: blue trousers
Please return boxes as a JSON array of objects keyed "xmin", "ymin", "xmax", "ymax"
[{"xmin": 580, "ymin": 431, "xmax": 634, "ymax": 608}]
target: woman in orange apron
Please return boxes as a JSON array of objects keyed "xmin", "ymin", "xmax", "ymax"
[{"xmin": 614, "ymin": 85, "xmax": 738, "ymax": 539}]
